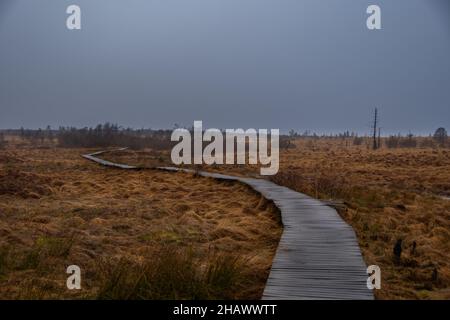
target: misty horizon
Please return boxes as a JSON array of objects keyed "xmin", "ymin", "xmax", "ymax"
[{"xmin": 1, "ymin": 121, "xmax": 445, "ymax": 137}]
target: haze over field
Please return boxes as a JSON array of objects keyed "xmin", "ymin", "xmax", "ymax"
[{"xmin": 0, "ymin": 0, "xmax": 449, "ymax": 134}]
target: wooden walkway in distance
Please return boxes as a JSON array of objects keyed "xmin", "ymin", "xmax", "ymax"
[{"xmin": 83, "ymin": 150, "xmax": 374, "ymax": 300}]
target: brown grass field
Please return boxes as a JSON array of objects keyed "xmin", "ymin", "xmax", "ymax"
[
  {"xmin": 101, "ymin": 138, "xmax": 450, "ymax": 300},
  {"xmin": 0, "ymin": 140, "xmax": 281, "ymax": 299},
  {"xmin": 1, "ymin": 135, "xmax": 449, "ymax": 300},
  {"xmin": 273, "ymin": 140, "xmax": 450, "ymax": 300}
]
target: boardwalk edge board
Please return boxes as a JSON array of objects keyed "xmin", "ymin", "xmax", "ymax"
[{"xmin": 82, "ymin": 149, "xmax": 374, "ymax": 300}]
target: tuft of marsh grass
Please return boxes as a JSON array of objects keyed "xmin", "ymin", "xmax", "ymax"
[
  {"xmin": 0, "ymin": 236, "xmax": 75, "ymax": 273},
  {"xmin": 34, "ymin": 236, "xmax": 74, "ymax": 258},
  {"xmin": 96, "ymin": 247, "xmax": 246, "ymax": 300}
]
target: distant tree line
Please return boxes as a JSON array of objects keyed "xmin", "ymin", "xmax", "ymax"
[
  {"xmin": 57, "ymin": 123, "xmax": 173, "ymax": 150},
  {"xmin": 286, "ymin": 127, "xmax": 448, "ymax": 149},
  {"xmin": 3, "ymin": 125, "xmax": 448, "ymax": 150},
  {"xmin": 385, "ymin": 134, "xmax": 418, "ymax": 148},
  {"xmin": 383, "ymin": 128, "xmax": 448, "ymax": 149},
  {"xmin": 9, "ymin": 123, "xmax": 173, "ymax": 150},
  {"xmin": 16, "ymin": 125, "xmax": 54, "ymax": 144}
]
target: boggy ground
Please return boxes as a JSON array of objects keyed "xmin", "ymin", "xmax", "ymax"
[
  {"xmin": 104, "ymin": 138, "xmax": 450, "ymax": 299},
  {"xmin": 0, "ymin": 145, "xmax": 281, "ymax": 299}
]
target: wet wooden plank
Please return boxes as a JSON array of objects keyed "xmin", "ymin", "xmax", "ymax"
[{"xmin": 83, "ymin": 151, "xmax": 374, "ymax": 300}]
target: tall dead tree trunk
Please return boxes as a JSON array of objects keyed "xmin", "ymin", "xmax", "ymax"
[{"xmin": 372, "ymin": 108, "xmax": 378, "ymax": 150}]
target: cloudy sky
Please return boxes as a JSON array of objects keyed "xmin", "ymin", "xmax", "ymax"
[{"xmin": 0, "ymin": 0, "xmax": 449, "ymax": 134}]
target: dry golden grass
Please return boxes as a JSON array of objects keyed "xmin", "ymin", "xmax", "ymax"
[
  {"xmin": 105, "ymin": 138, "xmax": 450, "ymax": 300},
  {"xmin": 273, "ymin": 139, "xmax": 450, "ymax": 300},
  {"xmin": 0, "ymin": 144, "xmax": 281, "ymax": 299}
]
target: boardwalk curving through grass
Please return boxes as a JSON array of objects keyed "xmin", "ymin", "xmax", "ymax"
[{"xmin": 82, "ymin": 149, "xmax": 374, "ymax": 300}]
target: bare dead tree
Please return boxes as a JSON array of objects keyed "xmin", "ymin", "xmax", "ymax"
[{"xmin": 372, "ymin": 108, "xmax": 379, "ymax": 150}]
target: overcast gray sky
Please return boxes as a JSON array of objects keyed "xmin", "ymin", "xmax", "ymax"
[{"xmin": 0, "ymin": 0, "xmax": 449, "ymax": 134}]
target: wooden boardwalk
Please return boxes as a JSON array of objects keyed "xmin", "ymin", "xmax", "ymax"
[{"xmin": 83, "ymin": 150, "xmax": 374, "ymax": 300}]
